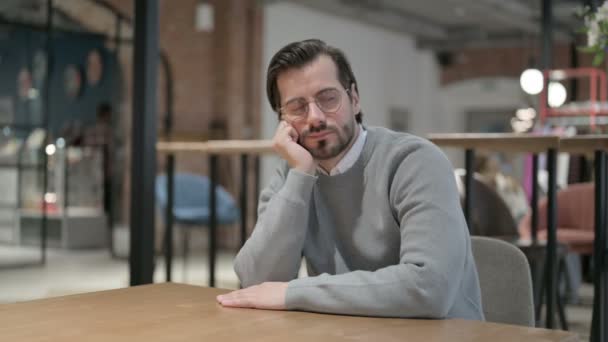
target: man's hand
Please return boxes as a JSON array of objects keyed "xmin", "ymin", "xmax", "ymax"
[
  {"xmin": 272, "ymin": 121, "xmax": 316, "ymax": 175},
  {"xmin": 216, "ymin": 282, "xmax": 288, "ymax": 310}
]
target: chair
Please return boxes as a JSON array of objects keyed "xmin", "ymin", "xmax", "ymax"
[
  {"xmin": 471, "ymin": 236, "xmax": 535, "ymax": 326},
  {"xmin": 155, "ymin": 173, "xmax": 240, "ymax": 277},
  {"xmin": 456, "ymin": 171, "xmax": 569, "ymax": 328},
  {"xmin": 454, "ymin": 171, "xmax": 520, "ymax": 238},
  {"xmin": 519, "ymin": 182, "xmax": 595, "ymax": 255}
]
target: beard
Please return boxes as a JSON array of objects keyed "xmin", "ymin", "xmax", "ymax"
[{"xmin": 300, "ymin": 118, "xmax": 356, "ymax": 160}]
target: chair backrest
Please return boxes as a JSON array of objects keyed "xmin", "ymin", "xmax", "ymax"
[
  {"xmin": 155, "ymin": 173, "xmax": 238, "ymax": 222},
  {"xmin": 471, "ymin": 236, "xmax": 535, "ymax": 327},
  {"xmin": 456, "ymin": 172, "xmax": 519, "ymax": 238},
  {"xmin": 520, "ymin": 182, "xmax": 595, "ymax": 235}
]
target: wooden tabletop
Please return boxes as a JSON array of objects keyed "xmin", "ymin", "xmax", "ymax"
[
  {"xmin": 428, "ymin": 133, "xmax": 561, "ymax": 153},
  {"xmin": 157, "ymin": 140, "xmax": 275, "ymax": 155},
  {"xmin": 0, "ymin": 283, "xmax": 578, "ymax": 341}
]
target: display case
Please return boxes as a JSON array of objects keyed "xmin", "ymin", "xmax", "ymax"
[
  {"xmin": 18, "ymin": 142, "xmax": 107, "ymax": 249},
  {"xmin": 0, "ymin": 128, "xmax": 107, "ymax": 249}
]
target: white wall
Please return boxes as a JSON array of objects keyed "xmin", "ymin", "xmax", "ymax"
[
  {"xmin": 437, "ymin": 77, "xmax": 528, "ymax": 167},
  {"xmin": 438, "ymin": 77, "xmax": 527, "ymax": 134},
  {"xmin": 260, "ymin": 2, "xmax": 442, "ymax": 186}
]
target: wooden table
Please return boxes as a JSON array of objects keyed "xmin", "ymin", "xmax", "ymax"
[{"xmin": 0, "ymin": 283, "xmax": 578, "ymax": 341}]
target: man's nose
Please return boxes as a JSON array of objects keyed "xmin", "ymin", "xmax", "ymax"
[{"xmin": 306, "ymin": 101, "xmax": 326, "ymax": 126}]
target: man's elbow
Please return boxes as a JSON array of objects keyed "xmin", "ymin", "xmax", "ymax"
[
  {"xmin": 420, "ymin": 293, "xmax": 452, "ymax": 318},
  {"xmin": 413, "ymin": 276, "xmax": 454, "ymax": 318},
  {"xmin": 233, "ymin": 256, "xmax": 259, "ymax": 288}
]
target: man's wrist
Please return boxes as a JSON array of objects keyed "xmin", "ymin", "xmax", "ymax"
[{"xmin": 294, "ymin": 162, "xmax": 316, "ymax": 175}]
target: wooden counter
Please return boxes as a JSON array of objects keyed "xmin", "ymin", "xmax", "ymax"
[
  {"xmin": 157, "ymin": 140, "xmax": 275, "ymax": 155},
  {"xmin": 428, "ymin": 133, "xmax": 560, "ymax": 153}
]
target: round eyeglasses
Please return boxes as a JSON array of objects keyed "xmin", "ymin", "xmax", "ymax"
[{"xmin": 280, "ymin": 88, "xmax": 349, "ymax": 121}]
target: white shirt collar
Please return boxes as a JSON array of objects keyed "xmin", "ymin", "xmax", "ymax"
[{"xmin": 318, "ymin": 125, "xmax": 367, "ymax": 176}]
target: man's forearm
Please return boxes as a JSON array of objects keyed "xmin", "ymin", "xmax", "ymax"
[
  {"xmin": 285, "ymin": 260, "xmax": 464, "ymax": 319},
  {"xmin": 234, "ymin": 169, "xmax": 316, "ymax": 287}
]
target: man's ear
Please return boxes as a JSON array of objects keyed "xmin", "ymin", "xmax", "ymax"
[{"xmin": 350, "ymin": 83, "xmax": 361, "ymax": 114}]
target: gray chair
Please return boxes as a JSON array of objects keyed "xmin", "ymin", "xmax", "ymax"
[
  {"xmin": 471, "ymin": 236, "xmax": 535, "ymax": 326},
  {"xmin": 460, "ymin": 173, "xmax": 570, "ymax": 328}
]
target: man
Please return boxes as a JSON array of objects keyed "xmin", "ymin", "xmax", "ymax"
[{"xmin": 217, "ymin": 39, "xmax": 484, "ymax": 320}]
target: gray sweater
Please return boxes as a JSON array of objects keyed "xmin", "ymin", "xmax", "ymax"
[{"xmin": 234, "ymin": 126, "xmax": 484, "ymax": 320}]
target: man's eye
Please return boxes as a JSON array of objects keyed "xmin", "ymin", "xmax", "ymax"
[{"xmin": 288, "ymin": 103, "xmax": 307, "ymax": 114}]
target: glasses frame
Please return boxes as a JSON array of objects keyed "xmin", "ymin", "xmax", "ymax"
[{"xmin": 280, "ymin": 88, "xmax": 350, "ymax": 121}]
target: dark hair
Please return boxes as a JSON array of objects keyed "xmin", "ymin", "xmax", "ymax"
[{"xmin": 266, "ymin": 39, "xmax": 362, "ymax": 123}]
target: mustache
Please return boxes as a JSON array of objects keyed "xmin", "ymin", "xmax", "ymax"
[{"xmin": 300, "ymin": 123, "xmax": 337, "ymax": 140}]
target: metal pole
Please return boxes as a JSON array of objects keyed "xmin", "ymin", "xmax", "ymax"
[
  {"xmin": 545, "ymin": 148, "xmax": 558, "ymax": 329},
  {"xmin": 591, "ymin": 150, "xmax": 606, "ymax": 342},
  {"xmin": 254, "ymin": 156, "xmax": 260, "ymax": 222},
  {"xmin": 540, "ymin": 0, "xmax": 556, "ymax": 329},
  {"xmin": 464, "ymin": 149, "xmax": 474, "ymax": 229},
  {"xmin": 541, "ymin": 0, "xmax": 553, "ymax": 75},
  {"xmin": 160, "ymin": 52, "xmax": 174, "ymax": 135},
  {"xmin": 603, "ymin": 155, "xmax": 608, "ymax": 342},
  {"xmin": 209, "ymin": 155, "xmax": 218, "ymax": 287},
  {"xmin": 240, "ymin": 154, "xmax": 248, "ymax": 248},
  {"xmin": 531, "ymin": 153, "xmax": 542, "ymax": 324},
  {"xmin": 40, "ymin": 0, "xmax": 53, "ymax": 265},
  {"xmin": 129, "ymin": 0, "xmax": 159, "ymax": 286},
  {"xmin": 532, "ymin": 154, "xmax": 539, "ymax": 243},
  {"xmin": 164, "ymin": 154, "xmax": 175, "ymax": 282}
]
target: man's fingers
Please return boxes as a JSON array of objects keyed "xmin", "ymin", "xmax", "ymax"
[
  {"xmin": 273, "ymin": 121, "xmax": 300, "ymax": 149},
  {"xmin": 217, "ymin": 290, "xmax": 253, "ymax": 308},
  {"xmin": 285, "ymin": 125, "xmax": 299, "ymax": 143}
]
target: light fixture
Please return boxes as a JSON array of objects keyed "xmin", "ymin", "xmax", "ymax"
[
  {"xmin": 45, "ymin": 143, "xmax": 56, "ymax": 156},
  {"xmin": 28, "ymin": 88, "xmax": 38, "ymax": 99},
  {"xmin": 548, "ymin": 82, "xmax": 567, "ymax": 108},
  {"xmin": 520, "ymin": 68, "xmax": 544, "ymax": 95},
  {"xmin": 195, "ymin": 2, "xmax": 214, "ymax": 32},
  {"xmin": 44, "ymin": 192, "xmax": 57, "ymax": 204}
]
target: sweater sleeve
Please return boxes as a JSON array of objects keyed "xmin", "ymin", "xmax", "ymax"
[
  {"xmin": 234, "ymin": 165, "xmax": 317, "ymax": 287},
  {"xmin": 285, "ymin": 142, "xmax": 471, "ymax": 318}
]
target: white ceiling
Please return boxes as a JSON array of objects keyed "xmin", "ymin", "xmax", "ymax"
[{"xmin": 273, "ymin": 0, "xmax": 585, "ymax": 50}]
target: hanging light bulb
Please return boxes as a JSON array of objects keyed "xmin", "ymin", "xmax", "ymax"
[
  {"xmin": 520, "ymin": 68, "xmax": 544, "ymax": 95},
  {"xmin": 548, "ymin": 82, "xmax": 567, "ymax": 108}
]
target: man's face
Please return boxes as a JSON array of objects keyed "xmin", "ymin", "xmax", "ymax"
[{"xmin": 277, "ymin": 55, "xmax": 360, "ymax": 160}]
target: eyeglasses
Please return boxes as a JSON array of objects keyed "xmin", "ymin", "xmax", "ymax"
[{"xmin": 280, "ymin": 88, "xmax": 348, "ymax": 121}]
